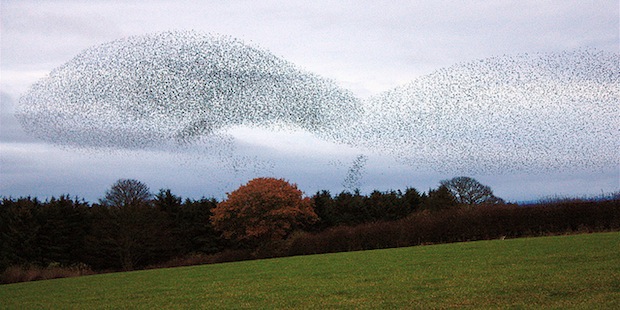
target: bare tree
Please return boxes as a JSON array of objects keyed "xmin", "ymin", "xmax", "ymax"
[
  {"xmin": 439, "ymin": 176, "xmax": 503, "ymax": 205},
  {"xmin": 100, "ymin": 179, "xmax": 151, "ymax": 208},
  {"xmin": 94, "ymin": 179, "xmax": 163, "ymax": 270}
]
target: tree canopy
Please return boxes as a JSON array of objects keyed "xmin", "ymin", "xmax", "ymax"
[
  {"xmin": 439, "ymin": 176, "xmax": 503, "ymax": 205},
  {"xmin": 210, "ymin": 178, "xmax": 318, "ymax": 247},
  {"xmin": 99, "ymin": 179, "xmax": 151, "ymax": 208}
]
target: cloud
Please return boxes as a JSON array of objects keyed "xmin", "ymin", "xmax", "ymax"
[
  {"xmin": 1, "ymin": 1, "xmax": 123, "ymax": 68},
  {"xmin": 3, "ymin": 1, "xmax": 618, "ymax": 100},
  {"xmin": 2, "ymin": 1, "xmax": 619, "ymax": 202},
  {"xmin": 0, "ymin": 93, "xmax": 38, "ymax": 143}
]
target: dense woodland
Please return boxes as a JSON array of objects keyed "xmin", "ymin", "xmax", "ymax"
[{"xmin": 1, "ymin": 177, "xmax": 619, "ymax": 284}]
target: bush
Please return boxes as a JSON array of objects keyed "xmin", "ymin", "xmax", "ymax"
[
  {"xmin": 1, "ymin": 263, "xmax": 94, "ymax": 284},
  {"xmin": 284, "ymin": 199, "xmax": 620, "ymax": 257}
]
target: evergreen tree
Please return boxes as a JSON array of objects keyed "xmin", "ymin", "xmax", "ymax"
[{"xmin": 422, "ymin": 185, "xmax": 458, "ymax": 211}]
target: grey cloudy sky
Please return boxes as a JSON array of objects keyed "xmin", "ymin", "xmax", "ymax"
[{"xmin": 1, "ymin": 0, "xmax": 618, "ymax": 202}]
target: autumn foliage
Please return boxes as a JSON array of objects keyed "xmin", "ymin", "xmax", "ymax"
[
  {"xmin": 210, "ymin": 178, "xmax": 318, "ymax": 247},
  {"xmin": 2, "ymin": 176, "xmax": 619, "ymax": 284}
]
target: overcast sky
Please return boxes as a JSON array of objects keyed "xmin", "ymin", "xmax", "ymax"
[{"xmin": 1, "ymin": 0, "xmax": 619, "ymax": 202}]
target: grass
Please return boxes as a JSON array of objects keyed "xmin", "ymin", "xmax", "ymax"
[{"xmin": 1, "ymin": 232, "xmax": 619, "ymax": 309}]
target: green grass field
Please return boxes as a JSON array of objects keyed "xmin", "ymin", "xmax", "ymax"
[{"xmin": 1, "ymin": 232, "xmax": 619, "ymax": 309}]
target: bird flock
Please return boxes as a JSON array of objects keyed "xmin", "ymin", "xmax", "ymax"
[
  {"xmin": 359, "ymin": 50, "xmax": 619, "ymax": 173},
  {"xmin": 17, "ymin": 31, "xmax": 361, "ymax": 149},
  {"xmin": 16, "ymin": 31, "xmax": 620, "ymax": 176}
]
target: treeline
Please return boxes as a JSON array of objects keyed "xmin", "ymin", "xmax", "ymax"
[
  {"xmin": 288, "ymin": 199, "xmax": 620, "ymax": 255},
  {"xmin": 0, "ymin": 187, "xmax": 441, "ymax": 273},
  {"xmin": 0, "ymin": 192, "xmax": 224, "ymax": 274},
  {"xmin": 1, "ymin": 179, "xmax": 619, "ymax": 284}
]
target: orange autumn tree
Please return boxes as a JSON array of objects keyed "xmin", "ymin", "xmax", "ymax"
[{"xmin": 210, "ymin": 177, "xmax": 318, "ymax": 247}]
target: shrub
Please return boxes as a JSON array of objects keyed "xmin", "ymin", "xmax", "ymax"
[
  {"xmin": 284, "ymin": 199, "xmax": 620, "ymax": 257},
  {"xmin": 0, "ymin": 264, "xmax": 94, "ymax": 284}
]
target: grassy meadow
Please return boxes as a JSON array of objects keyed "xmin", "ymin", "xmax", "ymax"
[{"xmin": 1, "ymin": 232, "xmax": 619, "ymax": 309}]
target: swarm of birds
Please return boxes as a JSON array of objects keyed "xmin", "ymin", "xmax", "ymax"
[
  {"xmin": 16, "ymin": 31, "xmax": 620, "ymax": 175},
  {"xmin": 358, "ymin": 50, "xmax": 619, "ymax": 173},
  {"xmin": 17, "ymin": 31, "xmax": 362, "ymax": 149},
  {"xmin": 342, "ymin": 155, "xmax": 368, "ymax": 191}
]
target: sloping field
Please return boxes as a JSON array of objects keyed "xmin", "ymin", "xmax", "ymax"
[{"xmin": 1, "ymin": 232, "xmax": 619, "ymax": 309}]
